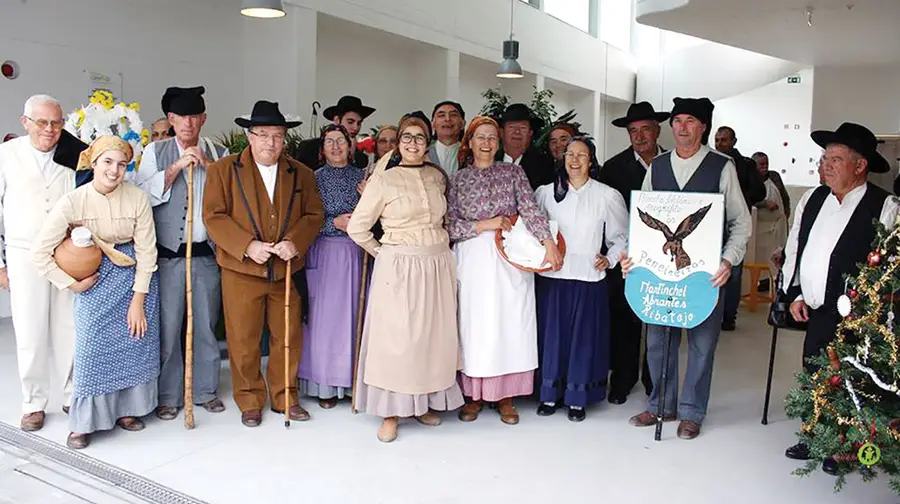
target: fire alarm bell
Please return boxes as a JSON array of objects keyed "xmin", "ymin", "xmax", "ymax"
[{"xmin": 1, "ymin": 61, "xmax": 19, "ymax": 80}]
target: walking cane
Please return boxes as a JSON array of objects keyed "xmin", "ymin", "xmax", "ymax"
[
  {"xmin": 184, "ymin": 161, "xmax": 196, "ymax": 430},
  {"xmin": 655, "ymin": 326, "xmax": 673, "ymax": 441},
  {"xmin": 284, "ymin": 257, "xmax": 293, "ymax": 428},
  {"xmin": 351, "ymin": 251, "xmax": 369, "ymax": 414},
  {"xmin": 761, "ymin": 325, "xmax": 779, "ymax": 425}
]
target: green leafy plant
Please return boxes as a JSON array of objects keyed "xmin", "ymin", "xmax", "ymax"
[{"xmin": 479, "ymin": 85, "xmax": 583, "ymax": 151}]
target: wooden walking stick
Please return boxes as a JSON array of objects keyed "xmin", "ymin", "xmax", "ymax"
[
  {"xmin": 184, "ymin": 161, "xmax": 196, "ymax": 430},
  {"xmin": 351, "ymin": 251, "xmax": 369, "ymax": 414},
  {"xmin": 284, "ymin": 257, "xmax": 293, "ymax": 428}
]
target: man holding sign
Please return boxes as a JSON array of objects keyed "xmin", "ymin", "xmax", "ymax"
[{"xmin": 619, "ymin": 97, "xmax": 750, "ymax": 440}]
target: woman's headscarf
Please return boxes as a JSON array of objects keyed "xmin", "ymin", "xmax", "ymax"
[
  {"xmin": 555, "ymin": 135, "xmax": 601, "ymax": 203},
  {"xmin": 76, "ymin": 135, "xmax": 133, "ymax": 171},
  {"xmin": 457, "ymin": 115, "xmax": 501, "ymax": 168},
  {"xmin": 317, "ymin": 123, "xmax": 353, "ymax": 167}
]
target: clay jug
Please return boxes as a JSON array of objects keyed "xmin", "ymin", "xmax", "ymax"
[{"xmin": 53, "ymin": 227, "xmax": 102, "ymax": 281}]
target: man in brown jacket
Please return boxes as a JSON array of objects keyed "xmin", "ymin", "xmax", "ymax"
[{"xmin": 203, "ymin": 101, "xmax": 324, "ymax": 427}]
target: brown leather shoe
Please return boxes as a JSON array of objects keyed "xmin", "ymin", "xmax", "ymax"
[
  {"xmin": 116, "ymin": 417, "xmax": 145, "ymax": 432},
  {"xmin": 377, "ymin": 417, "xmax": 398, "ymax": 443},
  {"xmin": 242, "ymin": 410, "xmax": 262, "ymax": 427},
  {"xmin": 200, "ymin": 398, "xmax": 225, "ymax": 413},
  {"xmin": 497, "ymin": 398, "xmax": 519, "ymax": 425},
  {"xmin": 318, "ymin": 398, "xmax": 338, "ymax": 409},
  {"xmin": 677, "ymin": 420, "xmax": 701, "ymax": 440},
  {"xmin": 156, "ymin": 406, "xmax": 178, "ymax": 421},
  {"xmin": 458, "ymin": 400, "xmax": 483, "ymax": 422},
  {"xmin": 271, "ymin": 405, "xmax": 311, "ymax": 421},
  {"xmin": 66, "ymin": 433, "xmax": 90, "ymax": 450},
  {"xmin": 20, "ymin": 412, "xmax": 45, "ymax": 432},
  {"xmin": 415, "ymin": 411, "xmax": 442, "ymax": 426},
  {"xmin": 628, "ymin": 410, "xmax": 676, "ymax": 427}
]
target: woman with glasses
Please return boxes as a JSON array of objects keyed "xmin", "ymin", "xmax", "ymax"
[
  {"xmin": 448, "ymin": 116, "xmax": 563, "ymax": 426},
  {"xmin": 370, "ymin": 125, "xmax": 398, "ymax": 174},
  {"xmin": 533, "ymin": 136, "xmax": 627, "ymax": 422},
  {"xmin": 347, "ymin": 114, "xmax": 462, "ymax": 443},
  {"xmin": 297, "ymin": 125, "xmax": 366, "ymax": 409}
]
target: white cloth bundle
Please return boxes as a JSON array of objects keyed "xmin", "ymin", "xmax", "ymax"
[{"xmin": 500, "ymin": 218, "xmax": 558, "ymax": 269}]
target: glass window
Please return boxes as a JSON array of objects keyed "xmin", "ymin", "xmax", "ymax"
[
  {"xmin": 544, "ymin": 0, "xmax": 591, "ymax": 33},
  {"xmin": 600, "ymin": 0, "xmax": 632, "ymax": 50}
]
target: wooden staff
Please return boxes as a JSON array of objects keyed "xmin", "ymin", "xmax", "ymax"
[
  {"xmin": 184, "ymin": 161, "xmax": 196, "ymax": 430},
  {"xmin": 351, "ymin": 251, "xmax": 369, "ymax": 414},
  {"xmin": 284, "ymin": 257, "xmax": 293, "ymax": 428}
]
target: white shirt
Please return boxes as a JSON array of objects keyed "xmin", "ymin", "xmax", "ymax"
[
  {"xmin": 31, "ymin": 145, "xmax": 57, "ymax": 182},
  {"xmin": 134, "ymin": 138, "xmax": 217, "ymax": 243},
  {"xmin": 641, "ymin": 145, "xmax": 751, "ymax": 267},
  {"xmin": 503, "ymin": 153, "xmax": 523, "ymax": 165},
  {"xmin": 434, "ymin": 141, "xmax": 460, "ymax": 174},
  {"xmin": 534, "ymin": 179, "xmax": 629, "ymax": 282},
  {"xmin": 256, "ymin": 162, "xmax": 278, "ymax": 203},
  {"xmin": 781, "ymin": 184, "xmax": 900, "ymax": 309},
  {"xmin": 633, "ymin": 145, "xmax": 663, "ymax": 170}
]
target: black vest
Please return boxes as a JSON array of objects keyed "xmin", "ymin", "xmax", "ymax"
[{"xmin": 787, "ymin": 183, "xmax": 889, "ymax": 305}]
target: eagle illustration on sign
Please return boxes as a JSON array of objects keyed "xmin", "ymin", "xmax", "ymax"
[{"xmin": 637, "ymin": 204, "xmax": 711, "ymax": 270}]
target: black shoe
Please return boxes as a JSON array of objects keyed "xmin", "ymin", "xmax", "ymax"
[
  {"xmin": 785, "ymin": 443, "xmax": 811, "ymax": 460},
  {"xmin": 567, "ymin": 407, "xmax": 585, "ymax": 422},
  {"xmin": 536, "ymin": 403, "xmax": 558, "ymax": 416},
  {"xmin": 822, "ymin": 457, "xmax": 839, "ymax": 476},
  {"xmin": 608, "ymin": 394, "xmax": 627, "ymax": 405},
  {"xmin": 721, "ymin": 319, "xmax": 736, "ymax": 331}
]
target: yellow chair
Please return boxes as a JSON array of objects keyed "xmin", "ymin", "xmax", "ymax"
[{"xmin": 741, "ymin": 262, "xmax": 775, "ymax": 312}]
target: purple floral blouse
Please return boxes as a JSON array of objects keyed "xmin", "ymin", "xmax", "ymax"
[{"xmin": 448, "ymin": 162, "xmax": 552, "ymax": 242}]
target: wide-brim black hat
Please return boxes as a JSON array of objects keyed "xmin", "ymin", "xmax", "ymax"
[
  {"xmin": 162, "ymin": 86, "xmax": 206, "ymax": 116},
  {"xmin": 235, "ymin": 100, "xmax": 302, "ymax": 129},
  {"xmin": 612, "ymin": 101, "xmax": 670, "ymax": 127},
  {"xmin": 500, "ymin": 103, "xmax": 544, "ymax": 132},
  {"xmin": 811, "ymin": 122, "xmax": 889, "ymax": 174},
  {"xmin": 323, "ymin": 95, "xmax": 375, "ymax": 121}
]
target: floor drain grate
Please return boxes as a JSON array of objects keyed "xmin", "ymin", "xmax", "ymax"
[{"xmin": 0, "ymin": 421, "xmax": 207, "ymax": 504}]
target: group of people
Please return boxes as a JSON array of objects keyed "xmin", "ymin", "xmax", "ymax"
[{"xmin": 1, "ymin": 85, "xmax": 889, "ymax": 454}]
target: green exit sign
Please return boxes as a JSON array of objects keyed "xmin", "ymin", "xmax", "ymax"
[{"xmin": 787, "ymin": 76, "xmax": 801, "ymax": 84}]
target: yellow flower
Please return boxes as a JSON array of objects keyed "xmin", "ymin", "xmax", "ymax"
[
  {"xmin": 140, "ymin": 129, "xmax": 150, "ymax": 146},
  {"xmin": 128, "ymin": 102, "xmax": 141, "ymax": 112},
  {"xmin": 76, "ymin": 109, "xmax": 85, "ymax": 127}
]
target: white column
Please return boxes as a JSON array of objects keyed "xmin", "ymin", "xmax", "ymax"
[
  {"xmin": 535, "ymin": 74, "xmax": 546, "ymax": 92},
  {"xmin": 444, "ymin": 49, "xmax": 460, "ymax": 101}
]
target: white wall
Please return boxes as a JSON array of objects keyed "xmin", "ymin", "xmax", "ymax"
[
  {"xmin": 811, "ymin": 65, "xmax": 900, "ymax": 135},
  {"xmin": 712, "ymin": 68, "xmax": 821, "ymax": 187}
]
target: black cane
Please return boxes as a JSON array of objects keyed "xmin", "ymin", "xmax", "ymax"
[
  {"xmin": 761, "ymin": 325, "xmax": 779, "ymax": 425},
  {"xmin": 655, "ymin": 325, "xmax": 673, "ymax": 441}
]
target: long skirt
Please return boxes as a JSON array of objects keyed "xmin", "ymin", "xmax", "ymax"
[
  {"xmin": 298, "ymin": 236, "xmax": 361, "ymax": 400},
  {"xmin": 70, "ymin": 243, "xmax": 160, "ymax": 434},
  {"xmin": 535, "ymin": 276, "xmax": 610, "ymax": 408},
  {"xmin": 455, "ymin": 232, "xmax": 537, "ymax": 401},
  {"xmin": 354, "ymin": 244, "xmax": 463, "ymax": 418}
]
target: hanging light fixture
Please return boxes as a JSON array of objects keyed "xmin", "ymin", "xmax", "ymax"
[
  {"xmin": 241, "ymin": 0, "xmax": 286, "ymax": 18},
  {"xmin": 497, "ymin": 1, "xmax": 524, "ymax": 79}
]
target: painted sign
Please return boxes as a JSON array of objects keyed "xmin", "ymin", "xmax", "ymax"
[{"xmin": 624, "ymin": 190, "xmax": 725, "ymax": 329}]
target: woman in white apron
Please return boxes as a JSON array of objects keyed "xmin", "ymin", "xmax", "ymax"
[
  {"xmin": 447, "ymin": 116, "xmax": 563, "ymax": 425},
  {"xmin": 751, "ymin": 152, "xmax": 787, "ymax": 281}
]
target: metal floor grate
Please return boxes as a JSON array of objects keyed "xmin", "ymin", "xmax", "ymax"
[{"xmin": 0, "ymin": 421, "xmax": 207, "ymax": 504}]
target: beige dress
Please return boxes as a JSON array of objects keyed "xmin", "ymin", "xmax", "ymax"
[
  {"xmin": 755, "ymin": 178, "xmax": 788, "ymax": 278},
  {"xmin": 347, "ymin": 165, "xmax": 464, "ymax": 417}
]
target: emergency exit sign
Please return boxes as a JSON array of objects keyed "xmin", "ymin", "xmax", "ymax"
[{"xmin": 787, "ymin": 76, "xmax": 801, "ymax": 84}]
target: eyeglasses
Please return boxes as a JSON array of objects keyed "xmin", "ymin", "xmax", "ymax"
[
  {"xmin": 564, "ymin": 152, "xmax": 591, "ymax": 161},
  {"xmin": 473, "ymin": 135, "xmax": 499, "ymax": 144},
  {"xmin": 249, "ymin": 130, "xmax": 285, "ymax": 143},
  {"xmin": 324, "ymin": 138, "xmax": 348, "ymax": 147},
  {"xmin": 400, "ymin": 133, "xmax": 428, "ymax": 146},
  {"xmin": 25, "ymin": 116, "xmax": 64, "ymax": 131}
]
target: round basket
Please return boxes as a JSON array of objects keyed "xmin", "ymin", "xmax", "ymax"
[{"xmin": 494, "ymin": 215, "xmax": 566, "ymax": 273}]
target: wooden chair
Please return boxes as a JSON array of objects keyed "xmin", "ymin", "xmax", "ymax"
[{"xmin": 742, "ymin": 262, "xmax": 775, "ymax": 312}]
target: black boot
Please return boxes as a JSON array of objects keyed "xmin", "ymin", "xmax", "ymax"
[{"xmin": 785, "ymin": 443, "xmax": 810, "ymax": 460}]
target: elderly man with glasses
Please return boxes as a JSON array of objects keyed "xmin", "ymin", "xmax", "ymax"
[{"xmin": 0, "ymin": 94, "xmax": 88, "ymax": 431}]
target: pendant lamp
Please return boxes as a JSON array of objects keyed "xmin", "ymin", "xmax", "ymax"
[
  {"xmin": 497, "ymin": 1, "xmax": 524, "ymax": 79},
  {"xmin": 241, "ymin": 0, "xmax": 286, "ymax": 18}
]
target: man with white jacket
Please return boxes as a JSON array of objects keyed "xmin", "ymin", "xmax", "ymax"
[{"xmin": 0, "ymin": 94, "xmax": 86, "ymax": 431}]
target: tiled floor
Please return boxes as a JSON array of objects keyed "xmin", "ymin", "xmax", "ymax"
[{"xmin": 0, "ymin": 309, "xmax": 896, "ymax": 504}]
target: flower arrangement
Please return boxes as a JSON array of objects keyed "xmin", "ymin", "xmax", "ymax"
[{"xmin": 64, "ymin": 90, "xmax": 150, "ymax": 173}]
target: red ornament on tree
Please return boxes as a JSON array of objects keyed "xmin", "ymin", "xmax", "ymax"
[
  {"xmin": 868, "ymin": 251, "xmax": 881, "ymax": 266},
  {"xmin": 830, "ymin": 375, "xmax": 842, "ymax": 386},
  {"xmin": 849, "ymin": 289, "xmax": 858, "ymax": 299}
]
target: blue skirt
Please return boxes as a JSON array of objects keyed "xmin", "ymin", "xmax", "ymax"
[
  {"xmin": 535, "ymin": 276, "xmax": 610, "ymax": 407},
  {"xmin": 72, "ymin": 242, "xmax": 161, "ymax": 400}
]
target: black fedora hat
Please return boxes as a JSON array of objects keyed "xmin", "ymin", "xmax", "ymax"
[
  {"xmin": 323, "ymin": 95, "xmax": 376, "ymax": 121},
  {"xmin": 612, "ymin": 101, "xmax": 670, "ymax": 128},
  {"xmin": 811, "ymin": 122, "xmax": 889, "ymax": 173},
  {"xmin": 234, "ymin": 101, "xmax": 302, "ymax": 129},
  {"xmin": 500, "ymin": 103, "xmax": 544, "ymax": 132}
]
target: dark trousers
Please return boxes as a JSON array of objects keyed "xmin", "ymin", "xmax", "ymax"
[
  {"xmin": 606, "ymin": 268, "xmax": 652, "ymax": 397},
  {"xmin": 723, "ymin": 261, "xmax": 743, "ymax": 324},
  {"xmin": 803, "ymin": 302, "xmax": 841, "ymax": 373}
]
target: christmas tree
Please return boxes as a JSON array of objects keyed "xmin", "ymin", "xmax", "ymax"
[{"xmin": 785, "ymin": 220, "xmax": 900, "ymax": 493}]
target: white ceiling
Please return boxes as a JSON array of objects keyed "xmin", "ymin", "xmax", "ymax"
[{"xmin": 637, "ymin": 0, "xmax": 900, "ymax": 66}]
